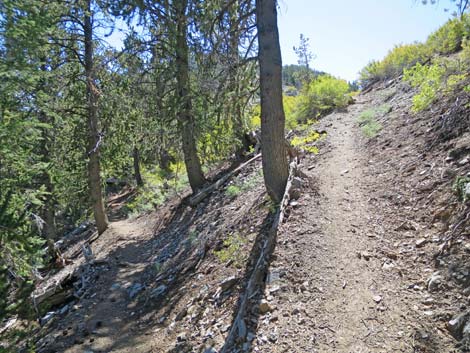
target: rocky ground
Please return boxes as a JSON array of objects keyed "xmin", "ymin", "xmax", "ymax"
[{"xmin": 3, "ymin": 78, "xmax": 470, "ymax": 353}]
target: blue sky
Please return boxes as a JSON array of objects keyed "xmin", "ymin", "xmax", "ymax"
[{"xmin": 277, "ymin": 0, "xmax": 453, "ymax": 81}]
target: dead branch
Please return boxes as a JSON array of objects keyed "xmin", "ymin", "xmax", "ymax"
[{"xmin": 221, "ymin": 158, "xmax": 300, "ymax": 352}]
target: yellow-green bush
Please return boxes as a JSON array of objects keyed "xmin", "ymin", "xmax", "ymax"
[
  {"xmin": 249, "ymin": 95, "xmax": 300, "ymax": 130},
  {"xmin": 290, "ymin": 130, "xmax": 326, "ymax": 154},
  {"xmin": 294, "ymin": 75, "xmax": 350, "ymax": 122},
  {"xmin": 426, "ymin": 15, "xmax": 470, "ymax": 55},
  {"xmin": 359, "ymin": 43, "xmax": 430, "ymax": 86},
  {"xmin": 404, "ymin": 62, "xmax": 445, "ymax": 112},
  {"xmin": 404, "ymin": 53, "xmax": 469, "ymax": 112},
  {"xmin": 360, "ymin": 14, "xmax": 470, "ymax": 88}
]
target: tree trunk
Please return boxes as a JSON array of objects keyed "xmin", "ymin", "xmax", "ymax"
[
  {"xmin": 175, "ymin": 0, "xmax": 206, "ymax": 192},
  {"xmin": 133, "ymin": 146, "xmax": 144, "ymax": 187},
  {"xmin": 84, "ymin": 0, "xmax": 108, "ymax": 234},
  {"xmin": 256, "ymin": 0, "xmax": 289, "ymax": 203}
]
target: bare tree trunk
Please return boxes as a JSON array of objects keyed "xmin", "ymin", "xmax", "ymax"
[
  {"xmin": 84, "ymin": 0, "xmax": 108, "ymax": 234},
  {"xmin": 256, "ymin": 0, "xmax": 289, "ymax": 203},
  {"xmin": 133, "ymin": 146, "xmax": 144, "ymax": 187},
  {"xmin": 175, "ymin": 0, "xmax": 206, "ymax": 192}
]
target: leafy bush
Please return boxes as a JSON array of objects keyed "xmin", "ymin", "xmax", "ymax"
[
  {"xmin": 290, "ymin": 130, "xmax": 326, "ymax": 154},
  {"xmin": 453, "ymin": 176, "xmax": 470, "ymax": 202},
  {"xmin": 250, "ymin": 95, "xmax": 301, "ymax": 131},
  {"xmin": 359, "ymin": 43, "xmax": 430, "ymax": 87},
  {"xmin": 357, "ymin": 108, "xmax": 384, "ymax": 138},
  {"xmin": 404, "ymin": 62, "xmax": 446, "ymax": 111},
  {"xmin": 404, "ymin": 54, "xmax": 469, "ymax": 112},
  {"xmin": 213, "ymin": 233, "xmax": 247, "ymax": 267},
  {"xmin": 294, "ymin": 75, "xmax": 350, "ymax": 122},
  {"xmin": 360, "ymin": 14, "xmax": 470, "ymax": 88},
  {"xmin": 225, "ymin": 172, "xmax": 260, "ymax": 198},
  {"xmin": 426, "ymin": 15, "xmax": 470, "ymax": 55}
]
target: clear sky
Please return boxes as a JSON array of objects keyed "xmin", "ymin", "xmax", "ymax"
[{"xmin": 277, "ymin": 0, "xmax": 453, "ymax": 81}]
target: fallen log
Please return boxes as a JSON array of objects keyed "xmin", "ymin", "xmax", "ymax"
[
  {"xmin": 189, "ymin": 153, "xmax": 262, "ymax": 206},
  {"xmin": 221, "ymin": 158, "xmax": 300, "ymax": 353}
]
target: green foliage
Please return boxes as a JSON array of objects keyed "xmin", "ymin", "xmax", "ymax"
[
  {"xmin": 284, "ymin": 95, "xmax": 300, "ymax": 130},
  {"xmin": 357, "ymin": 108, "xmax": 386, "ymax": 138},
  {"xmin": 453, "ymin": 176, "xmax": 470, "ymax": 202},
  {"xmin": 360, "ymin": 14, "xmax": 470, "ymax": 88},
  {"xmin": 282, "ymin": 64, "xmax": 325, "ymax": 89},
  {"xmin": 213, "ymin": 233, "xmax": 247, "ymax": 267},
  {"xmin": 404, "ymin": 62, "xmax": 446, "ymax": 111},
  {"xmin": 126, "ymin": 164, "xmax": 189, "ymax": 216},
  {"xmin": 359, "ymin": 43, "xmax": 431, "ymax": 86},
  {"xmin": 294, "ymin": 75, "xmax": 350, "ymax": 122},
  {"xmin": 225, "ymin": 172, "xmax": 260, "ymax": 198},
  {"xmin": 426, "ymin": 15, "xmax": 470, "ymax": 54},
  {"xmin": 403, "ymin": 32, "xmax": 470, "ymax": 113},
  {"xmin": 290, "ymin": 130, "xmax": 326, "ymax": 154},
  {"xmin": 0, "ymin": 191, "xmax": 44, "ymax": 319}
]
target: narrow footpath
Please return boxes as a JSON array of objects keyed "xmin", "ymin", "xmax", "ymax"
[{"xmin": 252, "ymin": 105, "xmax": 415, "ymax": 352}]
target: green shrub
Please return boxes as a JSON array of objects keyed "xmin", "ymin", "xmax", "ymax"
[
  {"xmin": 213, "ymin": 233, "xmax": 247, "ymax": 267},
  {"xmin": 404, "ymin": 62, "xmax": 446, "ymax": 112},
  {"xmin": 453, "ymin": 176, "xmax": 470, "ymax": 202},
  {"xmin": 426, "ymin": 15, "xmax": 470, "ymax": 55},
  {"xmin": 225, "ymin": 172, "xmax": 260, "ymax": 198},
  {"xmin": 359, "ymin": 43, "xmax": 430, "ymax": 86},
  {"xmin": 403, "ymin": 51, "xmax": 468, "ymax": 112},
  {"xmin": 357, "ymin": 108, "xmax": 384, "ymax": 138},
  {"xmin": 359, "ymin": 14, "xmax": 470, "ymax": 88},
  {"xmin": 290, "ymin": 130, "xmax": 326, "ymax": 154},
  {"xmin": 294, "ymin": 75, "xmax": 350, "ymax": 122}
]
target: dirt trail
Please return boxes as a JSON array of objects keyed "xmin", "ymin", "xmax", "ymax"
[{"xmin": 253, "ymin": 105, "xmax": 414, "ymax": 352}]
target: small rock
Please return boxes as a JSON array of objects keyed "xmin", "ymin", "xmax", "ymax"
[
  {"xmin": 268, "ymin": 285, "xmax": 281, "ymax": 294},
  {"xmin": 373, "ymin": 295, "xmax": 382, "ymax": 303},
  {"xmin": 428, "ymin": 272, "xmax": 444, "ymax": 292},
  {"xmin": 448, "ymin": 311, "xmax": 470, "ymax": 339},
  {"xmin": 415, "ymin": 238, "xmax": 427, "ymax": 248},
  {"xmin": 459, "ymin": 157, "xmax": 469, "ymax": 166},
  {"xmin": 382, "ymin": 262, "xmax": 395, "ymax": 270},
  {"xmin": 177, "ymin": 332, "xmax": 187, "ymax": 342},
  {"xmin": 220, "ymin": 276, "xmax": 238, "ymax": 291},
  {"xmin": 340, "ymin": 169, "xmax": 349, "ymax": 175},
  {"xmin": 259, "ymin": 300, "xmax": 273, "ymax": 314}
]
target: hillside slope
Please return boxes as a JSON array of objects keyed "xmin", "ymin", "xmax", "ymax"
[{"xmin": 5, "ymin": 77, "xmax": 469, "ymax": 353}]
